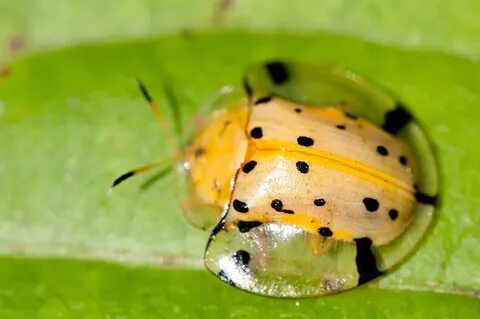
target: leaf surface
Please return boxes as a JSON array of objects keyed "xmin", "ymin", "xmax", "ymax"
[{"xmin": 0, "ymin": 17, "xmax": 479, "ymax": 318}]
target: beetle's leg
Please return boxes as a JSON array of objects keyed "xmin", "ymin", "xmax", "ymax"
[
  {"xmin": 253, "ymin": 230, "xmax": 271, "ymax": 269},
  {"xmin": 306, "ymin": 232, "xmax": 333, "ymax": 256},
  {"xmin": 179, "ymin": 193, "xmax": 223, "ymax": 230}
]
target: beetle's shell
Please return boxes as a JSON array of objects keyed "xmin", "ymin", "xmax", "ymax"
[
  {"xmin": 226, "ymin": 97, "xmax": 415, "ymax": 246},
  {"xmin": 180, "ymin": 61, "xmax": 438, "ymax": 297}
]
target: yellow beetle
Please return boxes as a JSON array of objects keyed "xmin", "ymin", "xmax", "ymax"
[{"xmin": 113, "ymin": 61, "xmax": 438, "ymax": 297}]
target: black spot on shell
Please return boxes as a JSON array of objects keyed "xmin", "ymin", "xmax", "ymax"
[
  {"xmin": 232, "ymin": 199, "xmax": 249, "ymax": 213},
  {"xmin": 271, "ymin": 199, "xmax": 283, "ymax": 212},
  {"xmin": 318, "ymin": 227, "xmax": 333, "ymax": 237},
  {"xmin": 233, "ymin": 250, "xmax": 251, "ymax": 268},
  {"xmin": 207, "ymin": 217, "xmax": 226, "ymax": 246},
  {"xmin": 217, "ymin": 270, "xmax": 236, "ymax": 287},
  {"xmin": 194, "ymin": 148, "xmax": 205, "ymax": 157},
  {"xmin": 355, "ymin": 237, "xmax": 383, "ymax": 285},
  {"xmin": 265, "ymin": 62, "xmax": 290, "ymax": 84},
  {"xmin": 382, "ymin": 103, "xmax": 413, "ymax": 135},
  {"xmin": 237, "ymin": 221, "xmax": 262, "ymax": 233},
  {"xmin": 255, "ymin": 96, "xmax": 272, "ymax": 105},
  {"xmin": 295, "ymin": 108, "xmax": 302, "ymax": 113},
  {"xmin": 388, "ymin": 209, "xmax": 398, "ymax": 221},
  {"xmin": 414, "ymin": 192, "xmax": 438, "ymax": 205},
  {"xmin": 314, "ymin": 198, "xmax": 326, "ymax": 206},
  {"xmin": 399, "ymin": 156, "xmax": 408, "ymax": 166},
  {"xmin": 296, "ymin": 161, "xmax": 309, "ymax": 174},
  {"xmin": 336, "ymin": 124, "xmax": 346, "ymax": 130},
  {"xmin": 243, "ymin": 77, "xmax": 252, "ymax": 97},
  {"xmin": 250, "ymin": 127, "xmax": 263, "ymax": 139},
  {"xmin": 242, "ymin": 160, "xmax": 257, "ymax": 173},
  {"xmin": 204, "ymin": 249, "xmax": 252, "ymax": 288},
  {"xmin": 376, "ymin": 145, "xmax": 389, "ymax": 156},
  {"xmin": 297, "ymin": 136, "xmax": 314, "ymax": 147},
  {"xmin": 363, "ymin": 198, "xmax": 379, "ymax": 212},
  {"xmin": 346, "ymin": 112, "xmax": 358, "ymax": 120}
]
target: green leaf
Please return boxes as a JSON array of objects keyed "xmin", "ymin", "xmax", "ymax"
[
  {"xmin": 0, "ymin": 257, "xmax": 478, "ymax": 318},
  {"xmin": 0, "ymin": 7, "xmax": 480, "ymax": 317},
  {"xmin": 1, "ymin": 0, "xmax": 480, "ymax": 61}
]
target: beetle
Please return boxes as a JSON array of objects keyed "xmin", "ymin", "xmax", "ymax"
[{"xmin": 113, "ymin": 61, "xmax": 438, "ymax": 297}]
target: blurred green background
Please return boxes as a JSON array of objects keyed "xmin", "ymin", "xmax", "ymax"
[{"xmin": 0, "ymin": 0, "xmax": 479, "ymax": 317}]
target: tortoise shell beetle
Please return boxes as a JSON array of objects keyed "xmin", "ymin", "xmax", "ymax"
[{"xmin": 113, "ymin": 61, "xmax": 438, "ymax": 297}]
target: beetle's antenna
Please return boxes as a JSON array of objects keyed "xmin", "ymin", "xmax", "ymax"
[
  {"xmin": 111, "ymin": 158, "xmax": 176, "ymax": 188},
  {"xmin": 111, "ymin": 80, "xmax": 182, "ymax": 190},
  {"xmin": 136, "ymin": 79, "xmax": 177, "ymax": 151}
]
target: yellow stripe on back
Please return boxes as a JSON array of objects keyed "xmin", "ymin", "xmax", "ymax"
[{"xmin": 252, "ymin": 140, "xmax": 414, "ymax": 197}]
